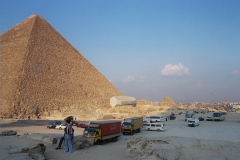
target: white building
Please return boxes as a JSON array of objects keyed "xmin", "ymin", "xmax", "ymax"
[
  {"xmin": 230, "ymin": 103, "xmax": 240, "ymax": 109},
  {"xmin": 110, "ymin": 96, "xmax": 136, "ymax": 108}
]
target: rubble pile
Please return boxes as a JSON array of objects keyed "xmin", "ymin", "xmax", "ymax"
[{"xmin": 126, "ymin": 136, "xmax": 240, "ymax": 160}]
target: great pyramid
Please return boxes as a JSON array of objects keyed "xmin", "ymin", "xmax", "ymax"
[{"xmin": 0, "ymin": 14, "xmax": 122, "ymax": 118}]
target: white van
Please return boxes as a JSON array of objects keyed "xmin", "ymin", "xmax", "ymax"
[
  {"xmin": 188, "ymin": 119, "xmax": 199, "ymax": 127},
  {"xmin": 143, "ymin": 118, "xmax": 149, "ymax": 128},
  {"xmin": 146, "ymin": 115, "xmax": 164, "ymax": 122},
  {"xmin": 146, "ymin": 123, "xmax": 165, "ymax": 131}
]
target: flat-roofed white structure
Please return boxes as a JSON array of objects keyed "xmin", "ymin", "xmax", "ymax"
[
  {"xmin": 230, "ymin": 103, "xmax": 240, "ymax": 109},
  {"xmin": 110, "ymin": 96, "xmax": 136, "ymax": 108}
]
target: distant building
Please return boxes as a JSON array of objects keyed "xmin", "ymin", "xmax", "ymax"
[
  {"xmin": 229, "ymin": 103, "xmax": 240, "ymax": 109},
  {"xmin": 110, "ymin": 96, "xmax": 136, "ymax": 108}
]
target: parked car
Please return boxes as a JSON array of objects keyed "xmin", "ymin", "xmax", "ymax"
[
  {"xmin": 47, "ymin": 122, "xmax": 55, "ymax": 129},
  {"xmin": 54, "ymin": 121, "xmax": 61, "ymax": 126},
  {"xmin": 206, "ymin": 116, "xmax": 213, "ymax": 121},
  {"xmin": 198, "ymin": 117, "xmax": 204, "ymax": 121},
  {"xmin": 170, "ymin": 114, "xmax": 176, "ymax": 120},
  {"xmin": 47, "ymin": 121, "xmax": 61, "ymax": 129},
  {"xmin": 55, "ymin": 124, "xmax": 66, "ymax": 130},
  {"xmin": 185, "ymin": 112, "xmax": 195, "ymax": 121},
  {"xmin": 72, "ymin": 121, "xmax": 78, "ymax": 126},
  {"xmin": 146, "ymin": 123, "xmax": 165, "ymax": 132},
  {"xmin": 188, "ymin": 119, "xmax": 199, "ymax": 127}
]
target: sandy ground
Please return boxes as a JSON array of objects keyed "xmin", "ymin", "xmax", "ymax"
[{"xmin": 1, "ymin": 112, "xmax": 240, "ymax": 160}]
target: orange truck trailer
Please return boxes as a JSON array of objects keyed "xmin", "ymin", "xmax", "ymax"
[{"xmin": 83, "ymin": 120, "xmax": 121, "ymax": 145}]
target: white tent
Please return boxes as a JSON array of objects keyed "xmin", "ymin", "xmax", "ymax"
[{"xmin": 110, "ymin": 96, "xmax": 136, "ymax": 108}]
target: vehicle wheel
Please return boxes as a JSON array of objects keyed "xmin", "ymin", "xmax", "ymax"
[
  {"xmin": 147, "ymin": 128, "xmax": 150, "ymax": 131},
  {"xmin": 139, "ymin": 128, "xmax": 141, "ymax": 133},
  {"xmin": 113, "ymin": 137, "xmax": 118, "ymax": 142},
  {"xmin": 94, "ymin": 140, "xmax": 99, "ymax": 145},
  {"xmin": 123, "ymin": 132, "xmax": 125, "ymax": 135},
  {"xmin": 111, "ymin": 137, "xmax": 115, "ymax": 142},
  {"xmin": 157, "ymin": 129, "xmax": 160, "ymax": 132},
  {"xmin": 59, "ymin": 127, "xmax": 62, "ymax": 130}
]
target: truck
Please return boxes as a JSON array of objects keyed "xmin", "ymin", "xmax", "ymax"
[
  {"xmin": 83, "ymin": 120, "xmax": 121, "ymax": 145},
  {"xmin": 121, "ymin": 116, "xmax": 143, "ymax": 135}
]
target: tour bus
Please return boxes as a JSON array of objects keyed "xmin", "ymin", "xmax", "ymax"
[
  {"xmin": 146, "ymin": 115, "xmax": 164, "ymax": 123},
  {"xmin": 213, "ymin": 112, "xmax": 225, "ymax": 121}
]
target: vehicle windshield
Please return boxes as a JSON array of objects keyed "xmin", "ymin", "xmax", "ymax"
[
  {"xmin": 186, "ymin": 114, "xmax": 192, "ymax": 118},
  {"xmin": 84, "ymin": 128, "xmax": 96, "ymax": 136},
  {"xmin": 189, "ymin": 121, "xmax": 195, "ymax": 123},
  {"xmin": 213, "ymin": 113, "xmax": 220, "ymax": 117},
  {"xmin": 122, "ymin": 122, "xmax": 131, "ymax": 127}
]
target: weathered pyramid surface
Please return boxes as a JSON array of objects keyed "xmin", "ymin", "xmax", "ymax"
[
  {"xmin": 0, "ymin": 14, "xmax": 122, "ymax": 118},
  {"xmin": 159, "ymin": 96, "xmax": 176, "ymax": 106}
]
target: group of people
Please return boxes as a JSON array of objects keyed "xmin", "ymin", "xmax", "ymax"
[{"xmin": 55, "ymin": 117, "xmax": 74, "ymax": 154}]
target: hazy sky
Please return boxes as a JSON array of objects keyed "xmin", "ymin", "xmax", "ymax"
[{"xmin": 1, "ymin": 0, "xmax": 239, "ymax": 102}]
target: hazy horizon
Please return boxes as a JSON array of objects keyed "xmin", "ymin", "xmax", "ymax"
[{"xmin": 1, "ymin": 0, "xmax": 239, "ymax": 103}]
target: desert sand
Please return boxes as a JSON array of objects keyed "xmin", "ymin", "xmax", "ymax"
[{"xmin": 1, "ymin": 112, "xmax": 240, "ymax": 160}]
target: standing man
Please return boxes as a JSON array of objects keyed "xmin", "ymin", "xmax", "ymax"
[
  {"xmin": 55, "ymin": 119, "xmax": 74, "ymax": 150},
  {"xmin": 64, "ymin": 118, "xmax": 73, "ymax": 154}
]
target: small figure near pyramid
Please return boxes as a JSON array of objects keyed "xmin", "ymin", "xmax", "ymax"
[{"xmin": 0, "ymin": 14, "xmax": 122, "ymax": 119}]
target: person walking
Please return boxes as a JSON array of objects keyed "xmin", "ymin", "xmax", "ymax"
[{"xmin": 64, "ymin": 118, "xmax": 73, "ymax": 154}]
